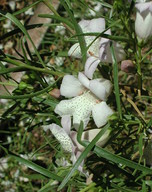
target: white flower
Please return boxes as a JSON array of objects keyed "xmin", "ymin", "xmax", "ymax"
[
  {"xmin": 43, "ymin": 115, "xmax": 74, "ymax": 153},
  {"xmin": 71, "ymin": 129, "xmax": 111, "ymax": 151},
  {"xmin": 42, "ymin": 115, "xmax": 110, "ymax": 175},
  {"xmin": 68, "ymin": 18, "xmax": 106, "ymax": 59},
  {"xmin": 42, "ymin": 115, "xmax": 86, "ymax": 175},
  {"xmin": 54, "ymin": 72, "xmax": 113, "ymax": 129},
  {"xmin": 68, "ymin": 18, "xmax": 126, "ymax": 79},
  {"xmin": 135, "ymin": 1, "xmax": 152, "ymax": 40}
]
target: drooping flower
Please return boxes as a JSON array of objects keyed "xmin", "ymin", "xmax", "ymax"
[
  {"xmin": 43, "ymin": 115, "xmax": 111, "ymax": 175},
  {"xmin": 54, "ymin": 72, "xmax": 113, "ymax": 129},
  {"xmin": 43, "ymin": 115, "xmax": 73, "ymax": 153},
  {"xmin": 135, "ymin": 0, "xmax": 152, "ymax": 40},
  {"xmin": 43, "ymin": 115, "xmax": 86, "ymax": 175},
  {"xmin": 68, "ymin": 18, "xmax": 126, "ymax": 79}
]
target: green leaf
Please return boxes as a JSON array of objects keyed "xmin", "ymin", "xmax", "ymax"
[
  {"xmin": 0, "ymin": 78, "xmax": 61, "ymax": 100},
  {"xmin": 9, "ymin": 154, "xmax": 62, "ymax": 181},
  {"xmin": 91, "ymin": 143, "xmax": 152, "ymax": 175},
  {"xmin": 39, "ymin": 14, "xmax": 74, "ymax": 29},
  {"xmin": 0, "ymin": 12, "xmax": 46, "ymax": 68},
  {"xmin": 110, "ymin": 42, "xmax": 122, "ymax": 119},
  {"xmin": 60, "ymin": 0, "xmax": 87, "ymax": 65},
  {"xmin": 58, "ymin": 123, "xmax": 110, "ymax": 190}
]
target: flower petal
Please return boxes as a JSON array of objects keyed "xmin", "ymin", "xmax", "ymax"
[
  {"xmin": 89, "ymin": 80, "xmax": 107, "ymax": 101},
  {"xmin": 55, "ymin": 99, "xmax": 74, "ymax": 116},
  {"xmin": 135, "ymin": 2, "xmax": 152, "ymax": 13},
  {"xmin": 61, "ymin": 115, "xmax": 71, "ymax": 134},
  {"xmin": 85, "ymin": 129, "xmax": 111, "ymax": 147},
  {"xmin": 55, "ymin": 91, "xmax": 97, "ymax": 129},
  {"xmin": 79, "ymin": 18, "xmax": 105, "ymax": 33},
  {"xmin": 68, "ymin": 43, "xmax": 81, "ymax": 58},
  {"xmin": 49, "ymin": 123, "xmax": 73, "ymax": 153},
  {"xmin": 78, "ymin": 19, "xmax": 90, "ymax": 32},
  {"xmin": 42, "ymin": 125, "xmax": 51, "ymax": 132},
  {"xmin": 78, "ymin": 72, "xmax": 90, "ymax": 89},
  {"xmin": 92, "ymin": 101, "xmax": 113, "ymax": 127},
  {"xmin": 101, "ymin": 41, "xmax": 126, "ymax": 63},
  {"xmin": 135, "ymin": 11, "xmax": 152, "ymax": 39},
  {"xmin": 71, "ymin": 129, "xmax": 111, "ymax": 151},
  {"xmin": 60, "ymin": 75, "xmax": 84, "ymax": 98},
  {"xmin": 83, "ymin": 129, "xmax": 111, "ymax": 147},
  {"xmin": 73, "ymin": 112, "xmax": 90, "ymax": 130},
  {"xmin": 84, "ymin": 57, "xmax": 100, "ymax": 79},
  {"xmin": 99, "ymin": 29, "xmax": 111, "ymax": 60},
  {"xmin": 89, "ymin": 78, "xmax": 112, "ymax": 101},
  {"xmin": 88, "ymin": 18, "xmax": 105, "ymax": 33}
]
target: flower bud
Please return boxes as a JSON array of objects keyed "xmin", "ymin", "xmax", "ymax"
[
  {"xmin": 135, "ymin": 1, "xmax": 152, "ymax": 40},
  {"xmin": 49, "ymin": 88, "xmax": 60, "ymax": 98},
  {"xmin": 121, "ymin": 60, "xmax": 135, "ymax": 73}
]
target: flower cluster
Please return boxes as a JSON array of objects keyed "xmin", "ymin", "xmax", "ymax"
[
  {"xmin": 42, "ymin": 17, "xmax": 122, "ymax": 175},
  {"xmin": 55, "ymin": 72, "xmax": 113, "ymax": 129},
  {"xmin": 43, "ymin": 2, "xmax": 152, "ymax": 173},
  {"xmin": 43, "ymin": 17, "xmax": 129, "ymax": 175}
]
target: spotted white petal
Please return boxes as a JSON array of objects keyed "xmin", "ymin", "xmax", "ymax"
[
  {"xmin": 49, "ymin": 123, "xmax": 73, "ymax": 153},
  {"xmin": 55, "ymin": 99, "xmax": 74, "ymax": 116},
  {"xmin": 92, "ymin": 102, "xmax": 113, "ymax": 127},
  {"xmin": 60, "ymin": 75, "xmax": 85, "ymax": 98},
  {"xmin": 55, "ymin": 92, "xmax": 97, "ymax": 129},
  {"xmin": 78, "ymin": 72, "xmax": 90, "ymax": 89},
  {"xmin": 71, "ymin": 92, "xmax": 97, "ymax": 129},
  {"xmin": 61, "ymin": 115, "xmax": 71, "ymax": 134},
  {"xmin": 84, "ymin": 57, "xmax": 100, "ymax": 79}
]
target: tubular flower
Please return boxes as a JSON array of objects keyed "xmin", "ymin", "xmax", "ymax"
[
  {"xmin": 43, "ymin": 115, "xmax": 111, "ymax": 175},
  {"xmin": 68, "ymin": 18, "xmax": 106, "ymax": 58},
  {"xmin": 54, "ymin": 72, "xmax": 113, "ymax": 129},
  {"xmin": 68, "ymin": 18, "xmax": 126, "ymax": 79},
  {"xmin": 135, "ymin": 0, "xmax": 152, "ymax": 40},
  {"xmin": 42, "ymin": 115, "xmax": 86, "ymax": 175}
]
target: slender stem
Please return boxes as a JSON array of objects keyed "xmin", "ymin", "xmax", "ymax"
[
  {"xmin": 43, "ymin": 0, "xmax": 60, "ymax": 16},
  {"xmin": 43, "ymin": 0, "xmax": 75, "ymax": 34},
  {"xmin": 0, "ymin": 77, "xmax": 61, "ymax": 99},
  {"xmin": 0, "ymin": 81, "xmax": 17, "ymax": 87},
  {"xmin": 136, "ymin": 45, "xmax": 142, "ymax": 95},
  {"xmin": 0, "ymin": 66, "xmax": 26, "ymax": 75},
  {"xmin": 110, "ymin": 44, "xmax": 122, "ymax": 120},
  {"xmin": 1, "ymin": 57, "xmax": 64, "ymax": 76}
]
